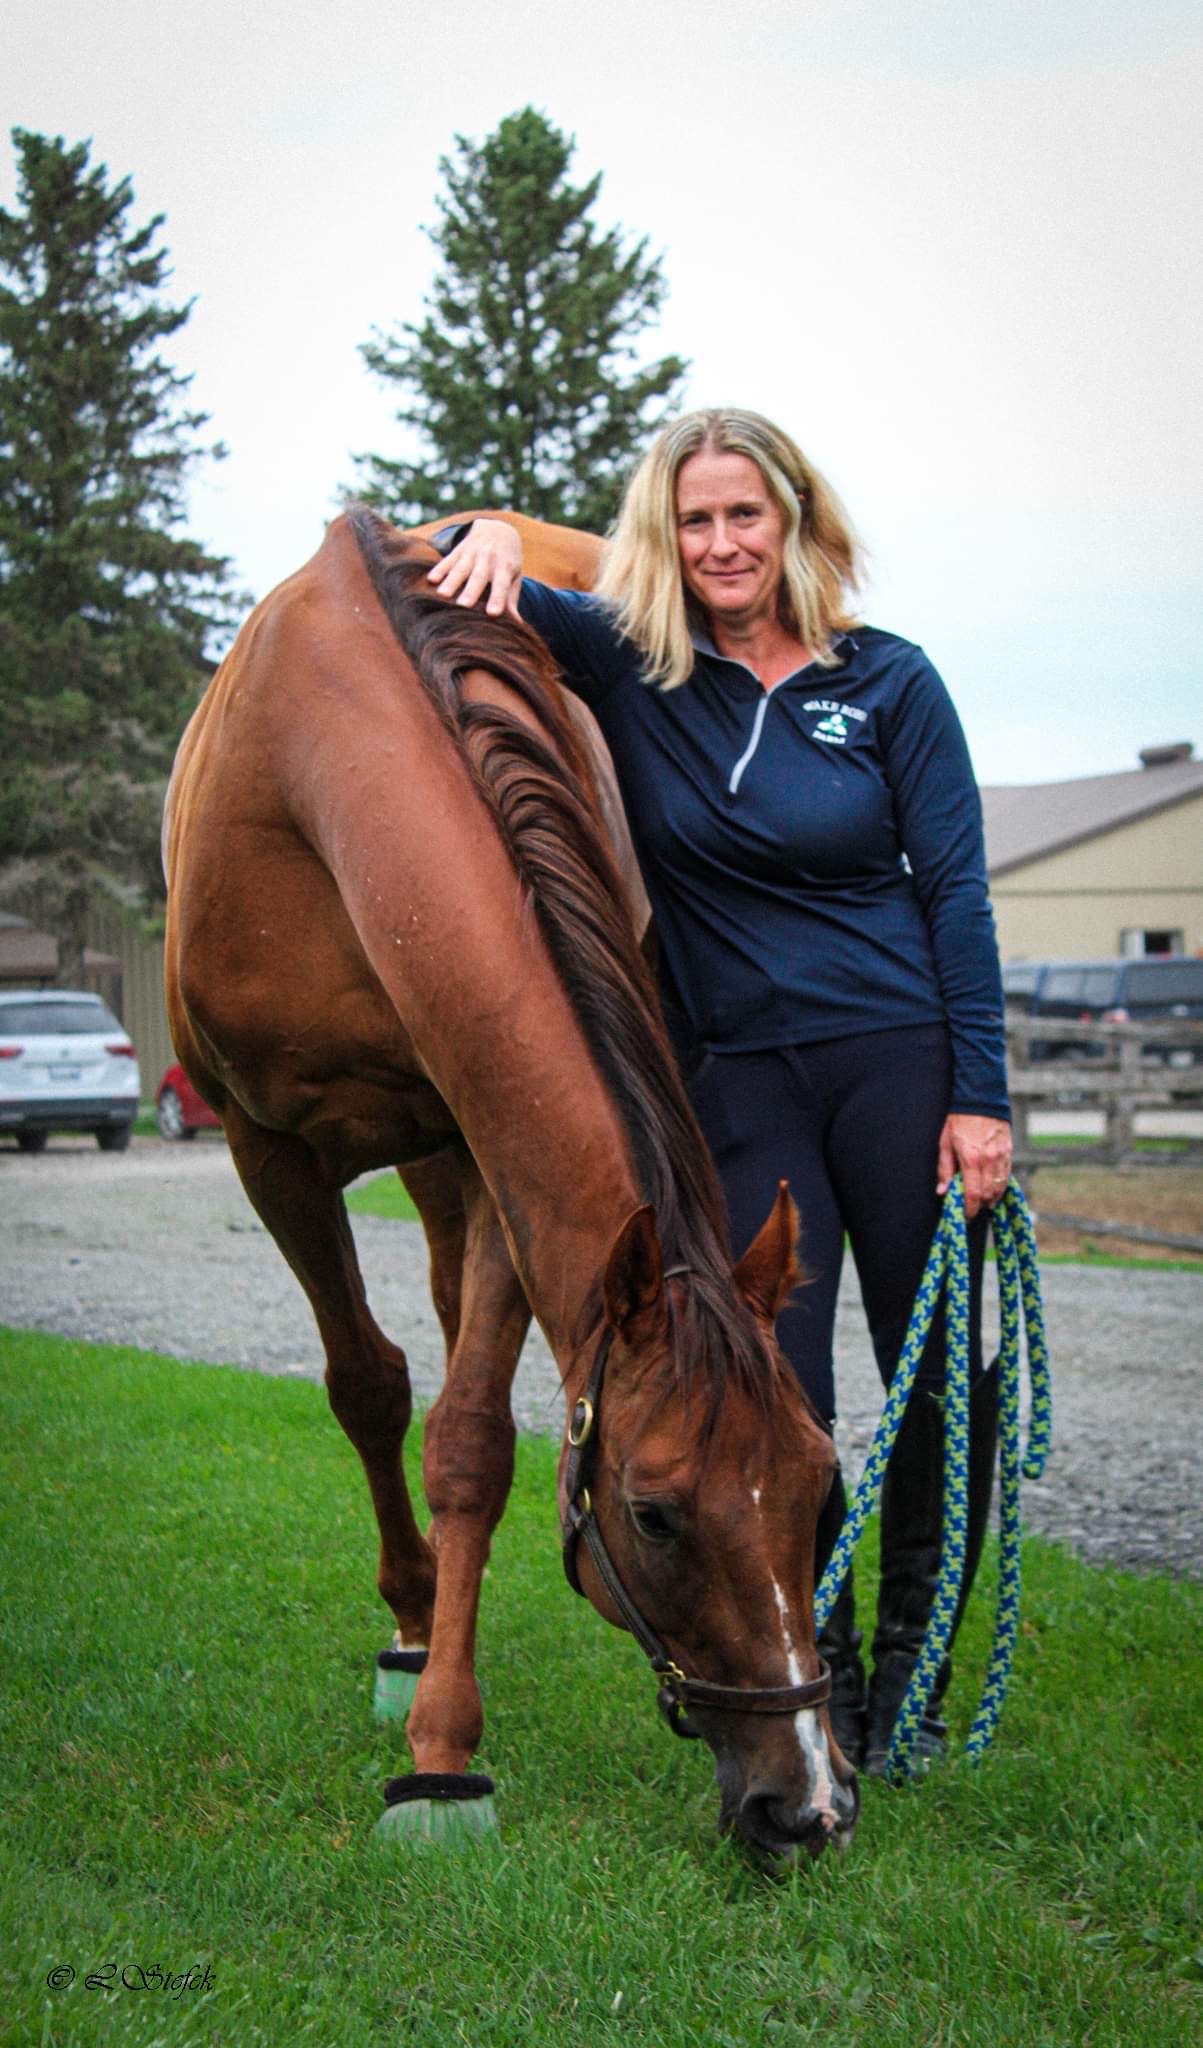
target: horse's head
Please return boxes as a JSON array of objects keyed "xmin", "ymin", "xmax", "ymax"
[{"xmin": 560, "ymin": 1188, "xmax": 859, "ymax": 1866}]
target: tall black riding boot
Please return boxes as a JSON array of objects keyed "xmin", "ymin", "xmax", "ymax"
[
  {"xmin": 864, "ymin": 1364, "xmax": 999, "ymax": 1779},
  {"xmin": 814, "ymin": 1467, "xmax": 867, "ymax": 1767}
]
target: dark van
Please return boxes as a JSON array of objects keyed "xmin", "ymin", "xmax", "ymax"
[
  {"xmin": 1007, "ymin": 956, "xmax": 1203, "ymax": 1063},
  {"xmin": 1000, "ymin": 962, "xmax": 1044, "ymax": 1012}
]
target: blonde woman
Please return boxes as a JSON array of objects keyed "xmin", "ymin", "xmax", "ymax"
[{"xmin": 430, "ymin": 408, "xmax": 1012, "ymax": 1777}]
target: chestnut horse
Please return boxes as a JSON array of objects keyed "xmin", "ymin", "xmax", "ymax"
[{"xmin": 163, "ymin": 508, "xmax": 857, "ymax": 1862}]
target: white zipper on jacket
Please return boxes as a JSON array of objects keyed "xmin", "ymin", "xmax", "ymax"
[{"xmin": 728, "ymin": 694, "xmax": 770, "ymax": 795}]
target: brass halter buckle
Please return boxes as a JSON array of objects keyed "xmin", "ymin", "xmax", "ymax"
[{"xmin": 654, "ymin": 1660, "xmax": 700, "ymax": 1740}]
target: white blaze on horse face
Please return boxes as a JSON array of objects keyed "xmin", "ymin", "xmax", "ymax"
[
  {"xmin": 771, "ymin": 1576, "xmax": 838, "ymax": 1828},
  {"xmin": 770, "ymin": 1576, "xmax": 805, "ymax": 1686},
  {"xmin": 748, "ymin": 1477, "xmax": 840, "ymax": 1826}
]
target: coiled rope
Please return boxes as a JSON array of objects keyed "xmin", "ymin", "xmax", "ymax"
[{"xmin": 813, "ymin": 1176, "xmax": 1052, "ymax": 1781}]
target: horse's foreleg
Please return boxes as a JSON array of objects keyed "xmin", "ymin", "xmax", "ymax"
[
  {"xmin": 222, "ymin": 1107, "xmax": 437, "ymax": 1646},
  {"xmin": 403, "ymin": 1172, "xmax": 529, "ymax": 1775}
]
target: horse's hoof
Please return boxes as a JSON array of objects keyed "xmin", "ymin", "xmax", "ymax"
[
  {"xmin": 373, "ymin": 1773, "xmax": 498, "ymax": 1849},
  {"xmin": 372, "ymin": 1646, "xmax": 428, "ymax": 1723}
]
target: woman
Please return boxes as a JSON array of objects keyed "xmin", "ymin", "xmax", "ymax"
[{"xmin": 428, "ymin": 408, "xmax": 1012, "ymax": 1774}]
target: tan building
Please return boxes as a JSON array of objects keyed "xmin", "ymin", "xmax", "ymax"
[{"xmin": 981, "ymin": 742, "xmax": 1203, "ymax": 963}]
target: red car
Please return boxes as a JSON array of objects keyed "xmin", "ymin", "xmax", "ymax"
[{"xmin": 155, "ymin": 1063, "xmax": 223, "ymax": 1140}]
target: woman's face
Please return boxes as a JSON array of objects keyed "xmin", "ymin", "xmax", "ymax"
[{"xmin": 675, "ymin": 449, "xmax": 788, "ymax": 631}]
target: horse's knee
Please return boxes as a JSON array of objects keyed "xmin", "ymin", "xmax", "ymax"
[
  {"xmin": 325, "ymin": 1340, "xmax": 414, "ymax": 1447},
  {"xmin": 423, "ymin": 1396, "xmax": 515, "ymax": 1521}
]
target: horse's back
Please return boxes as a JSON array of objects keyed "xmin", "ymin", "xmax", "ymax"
[
  {"xmin": 167, "ymin": 511, "xmax": 603, "ymax": 893},
  {"xmin": 405, "ymin": 510, "xmax": 604, "ymax": 591}
]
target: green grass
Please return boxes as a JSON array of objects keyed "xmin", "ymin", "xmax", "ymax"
[
  {"xmin": 1029, "ymin": 1134, "xmax": 1195, "ymax": 1151},
  {"xmin": 2, "ymin": 1329, "xmax": 1200, "ymax": 2048},
  {"xmin": 1001, "ymin": 1249, "xmax": 1203, "ymax": 1273},
  {"xmin": 1035, "ymin": 1250, "xmax": 1202, "ymax": 1272},
  {"xmin": 345, "ymin": 1171, "xmax": 420, "ymax": 1222}
]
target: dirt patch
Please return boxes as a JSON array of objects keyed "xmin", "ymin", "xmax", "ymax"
[{"xmin": 1027, "ymin": 1162, "xmax": 1203, "ymax": 1262}]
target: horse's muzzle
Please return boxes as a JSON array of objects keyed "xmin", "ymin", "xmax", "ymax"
[{"xmin": 726, "ymin": 1765, "xmax": 860, "ymax": 1865}]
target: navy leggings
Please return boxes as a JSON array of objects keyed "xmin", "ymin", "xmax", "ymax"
[{"xmin": 685, "ymin": 1024, "xmax": 989, "ymax": 1424}]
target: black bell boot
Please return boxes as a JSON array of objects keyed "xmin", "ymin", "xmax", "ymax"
[
  {"xmin": 814, "ymin": 1467, "xmax": 867, "ymax": 1767},
  {"xmin": 864, "ymin": 1364, "xmax": 999, "ymax": 1780}
]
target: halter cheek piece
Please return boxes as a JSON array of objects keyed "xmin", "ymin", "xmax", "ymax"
[{"xmin": 560, "ymin": 1279, "xmax": 831, "ymax": 1741}]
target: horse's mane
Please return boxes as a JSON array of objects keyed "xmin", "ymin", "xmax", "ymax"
[{"xmin": 348, "ymin": 507, "xmax": 784, "ymax": 1409}]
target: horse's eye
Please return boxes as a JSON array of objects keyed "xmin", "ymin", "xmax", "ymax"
[{"xmin": 629, "ymin": 1499, "xmax": 679, "ymax": 1543}]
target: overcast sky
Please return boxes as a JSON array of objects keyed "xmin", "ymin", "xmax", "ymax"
[{"xmin": 5, "ymin": 0, "xmax": 1200, "ymax": 784}]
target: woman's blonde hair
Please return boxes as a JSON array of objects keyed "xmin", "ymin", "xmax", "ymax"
[{"xmin": 595, "ymin": 407, "xmax": 865, "ymax": 688}]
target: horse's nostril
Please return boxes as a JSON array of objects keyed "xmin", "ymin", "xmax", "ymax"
[
  {"xmin": 738, "ymin": 1792, "xmax": 834, "ymax": 1859},
  {"xmin": 836, "ymin": 1768, "xmax": 861, "ymax": 1833}
]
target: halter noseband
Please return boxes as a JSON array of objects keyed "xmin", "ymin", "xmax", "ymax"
[{"xmin": 560, "ymin": 1280, "xmax": 831, "ymax": 1740}]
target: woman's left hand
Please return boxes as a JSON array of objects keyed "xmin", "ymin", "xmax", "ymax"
[{"xmin": 937, "ymin": 1114, "xmax": 1013, "ymax": 1219}]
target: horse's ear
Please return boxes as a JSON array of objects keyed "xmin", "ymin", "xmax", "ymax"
[
  {"xmin": 732, "ymin": 1181, "xmax": 802, "ymax": 1323},
  {"xmin": 603, "ymin": 1204, "xmax": 665, "ymax": 1335}
]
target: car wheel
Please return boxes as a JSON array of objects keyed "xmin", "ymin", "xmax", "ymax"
[
  {"xmin": 96, "ymin": 1124, "xmax": 132, "ymax": 1153},
  {"xmin": 17, "ymin": 1130, "xmax": 48, "ymax": 1154},
  {"xmin": 156, "ymin": 1087, "xmax": 195, "ymax": 1141}
]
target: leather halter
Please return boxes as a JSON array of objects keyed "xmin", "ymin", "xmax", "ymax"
[{"xmin": 560, "ymin": 1284, "xmax": 831, "ymax": 1740}]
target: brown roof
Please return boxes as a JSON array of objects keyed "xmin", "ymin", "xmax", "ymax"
[{"xmin": 981, "ymin": 748, "xmax": 1203, "ymax": 876}]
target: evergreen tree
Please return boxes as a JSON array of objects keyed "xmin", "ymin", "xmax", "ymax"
[
  {"xmin": 0, "ymin": 129, "xmax": 241, "ymax": 980},
  {"xmin": 351, "ymin": 108, "xmax": 688, "ymax": 531}
]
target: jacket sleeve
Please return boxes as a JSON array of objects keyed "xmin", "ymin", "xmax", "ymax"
[
  {"xmin": 517, "ymin": 581, "xmax": 628, "ymax": 712},
  {"xmin": 882, "ymin": 650, "xmax": 1011, "ymax": 1121}
]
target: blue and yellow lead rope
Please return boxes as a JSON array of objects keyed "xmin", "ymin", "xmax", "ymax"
[{"xmin": 813, "ymin": 1176, "xmax": 1052, "ymax": 1781}]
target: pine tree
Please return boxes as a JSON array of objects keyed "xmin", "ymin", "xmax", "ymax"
[
  {"xmin": 0, "ymin": 129, "xmax": 241, "ymax": 979},
  {"xmin": 350, "ymin": 108, "xmax": 688, "ymax": 531}
]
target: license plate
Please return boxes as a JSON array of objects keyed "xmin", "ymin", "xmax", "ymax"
[{"xmin": 49, "ymin": 1064, "xmax": 83, "ymax": 1081}]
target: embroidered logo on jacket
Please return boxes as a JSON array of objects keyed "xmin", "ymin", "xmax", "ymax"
[{"xmin": 804, "ymin": 699, "xmax": 867, "ymax": 747}]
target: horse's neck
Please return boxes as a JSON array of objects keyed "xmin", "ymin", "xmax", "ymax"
[{"xmin": 293, "ymin": 520, "xmax": 653, "ymax": 1364}]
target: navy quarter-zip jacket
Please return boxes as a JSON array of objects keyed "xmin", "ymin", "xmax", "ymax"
[{"xmin": 516, "ymin": 580, "xmax": 1010, "ymax": 1121}]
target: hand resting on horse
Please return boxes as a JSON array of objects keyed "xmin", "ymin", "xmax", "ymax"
[{"xmin": 427, "ymin": 518, "xmax": 525, "ymax": 617}]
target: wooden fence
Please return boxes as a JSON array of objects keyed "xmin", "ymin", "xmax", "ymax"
[
  {"xmin": 1007, "ymin": 1014, "xmax": 1203, "ymax": 1170},
  {"xmin": 1007, "ymin": 1013, "xmax": 1203, "ymax": 1253},
  {"xmin": 83, "ymin": 901, "xmax": 173, "ymax": 1090}
]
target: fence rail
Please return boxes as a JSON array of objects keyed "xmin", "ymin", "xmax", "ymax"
[
  {"xmin": 1023, "ymin": 1210, "xmax": 1203, "ymax": 1256},
  {"xmin": 1006, "ymin": 1013, "xmax": 1203, "ymax": 1172}
]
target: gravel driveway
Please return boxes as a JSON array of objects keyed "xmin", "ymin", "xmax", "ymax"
[{"xmin": 3, "ymin": 1135, "xmax": 1199, "ymax": 1579}]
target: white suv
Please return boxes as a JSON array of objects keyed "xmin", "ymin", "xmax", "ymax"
[{"xmin": 0, "ymin": 989, "xmax": 141, "ymax": 1152}]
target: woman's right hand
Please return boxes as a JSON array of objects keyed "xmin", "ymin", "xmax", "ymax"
[{"xmin": 426, "ymin": 518, "xmax": 524, "ymax": 617}]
